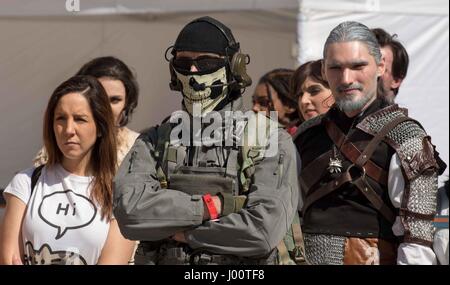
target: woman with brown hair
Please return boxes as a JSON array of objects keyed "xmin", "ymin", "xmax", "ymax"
[
  {"xmin": 0, "ymin": 76, "xmax": 134, "ymax": 265},
  {"xmin": 252, "ymin": 68, "xmax": 300, "ymax": 135},
  {"xmin": 291, "ymin": 60, "xmax": 334, "ymax": 121},
  {"xmin": 34, "ymin": 56, "xmax": 140, "ymax": 167}
]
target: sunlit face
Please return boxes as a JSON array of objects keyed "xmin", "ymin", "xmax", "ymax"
[
  {"xmin": 252, "ymin": 83, "xmax": 295, "ymax": 124},
  {"xmin": 298, "ymin": 77, "xmax": 334, "ymax": 120},
  {"xmin": 323, "ymin": 41, "xmax": 385, "ymax": 115},
  {"xmin": 98, "ymin": 77, "xmax": 126, "ymax": 126},
  {"xmin": 54, "ymin": 93, "xmax": 97, "ymax": 166}
]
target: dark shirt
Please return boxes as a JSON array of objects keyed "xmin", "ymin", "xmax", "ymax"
[{"xmin": 294, "ymin": 99, "xmax": 397, "ymax": 238}]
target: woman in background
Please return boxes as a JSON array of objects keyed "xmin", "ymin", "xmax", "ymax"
[
  {"xmin": 291, "ymin": 60, "xmax": 334, "ymax": 122},
  {"xmin": 34, "ymin": 56, "xmax": 140, "ymax": 167},
  {"xmin": 252, "ymin": 68, "xmax": 300, "ymax": 135}
]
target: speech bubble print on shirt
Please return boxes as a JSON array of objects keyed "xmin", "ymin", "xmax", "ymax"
[{"xmin": 38, "ymin": 190, "xmax": 97, "ymax": 240}]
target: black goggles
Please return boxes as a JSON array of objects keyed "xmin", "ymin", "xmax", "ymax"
[{"xmin": 172, "ymin": 56, "xmax": 226, "ymax": 73}]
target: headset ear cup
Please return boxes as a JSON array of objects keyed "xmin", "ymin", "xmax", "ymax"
[
  {"xmin": 169, "ymin": 59, "xmax": 182, "ymax": 91},
  {"xmin": 230, "ymin": 53, "xmax": 252, "ymax": 89}
]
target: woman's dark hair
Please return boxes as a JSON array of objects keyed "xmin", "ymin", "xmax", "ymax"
[
  {"xmin": 258, "ymin": 68, "xmax": 299, "ymax": 123},
  {"xmin": 43, "ymin": 75, "xmax": 117, "ymax": 220},
  {"xmin": 291, "ymin": 60, "xmax": 333, "ymax": 121},
  {"xmin": 291, "ymin": 59, "xmax": 329, "ymax": 99},
  {"xmin": 76, "ymin": 56, "xmax": 139, "ymax": 127}
]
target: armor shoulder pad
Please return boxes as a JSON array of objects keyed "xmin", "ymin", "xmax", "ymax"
[
  {"xmin": 357, "ymin": 104, "xmax": 409, "ymax": 136},
  {"xmin": 386, "ymin": 119, "xmax": 434, "ymax": 180},
  {"xmin": 293, "ymin": 114, "xmax": 325, "ymax": 140},
  {"xmin": 359, "ymin": 105, "xmax": 438, "ymax": 180}
]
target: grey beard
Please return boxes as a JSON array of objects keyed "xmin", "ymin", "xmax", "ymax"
[{"xmin": 335, "ymin": 90, "xmax": 375, "ymax": 113}]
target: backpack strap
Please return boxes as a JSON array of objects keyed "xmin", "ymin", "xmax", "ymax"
[
  {"xmin": 153, "ymin": 123, "xmax": 173, "ymax": 188},
  {"xmin": 31, "ymin": 165, "xmax": 45, "ymax": 194},
  {"xmin": 276, "ymin": 239, "xmax": 295, "ymax": 265},
  {"xmin": 276, "ymin": 212, "xmax": 308, "ymax": 265},
  {"xmin": 291, "ymin": 217, "xmax": 308, "ymax": 265}
]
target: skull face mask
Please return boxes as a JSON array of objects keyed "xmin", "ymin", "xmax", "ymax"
[
  {"xmin": 168, "ymin": 17, "xmax": 242, "ymax": 116},
  {"xmin": 174, "ymin": 66, "xmax": 229, "ymax": 116}
]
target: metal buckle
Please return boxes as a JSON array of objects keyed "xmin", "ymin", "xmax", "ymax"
[
  {"xmin": 293, "ymin": 246, "xmax": 307, "ymax": 264},
  {"xmin": 160, "ymin": 180, "xmax": 168, "ymax": 188},
  {"xmin": 347, "ymin": 163, "xmax": 366, "ymax": 182}
]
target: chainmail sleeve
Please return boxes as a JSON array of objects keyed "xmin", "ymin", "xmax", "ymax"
[
  {"xmin": 387, "ymin": 121, "xmax": 439, "ymax": 246},
  {"xmin": 358, "ymin": 105, "xmax": 444, "ymax": 247}
]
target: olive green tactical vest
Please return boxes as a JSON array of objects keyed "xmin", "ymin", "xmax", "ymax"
[{"xmin": 145, "ymin": 113, "xmax": 306, "ymax": 265}]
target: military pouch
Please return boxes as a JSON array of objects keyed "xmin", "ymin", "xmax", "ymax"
[
  {"xmin": 135, "ymin": 241, "xmax": 164, "ymax": 265},
  {"xmin": 217, "ymin": 192, "xmax": 247, "ymax": 215},
  {"xmin": 169, "ymin": 174, "xmax": 234, "ymax": 196}
]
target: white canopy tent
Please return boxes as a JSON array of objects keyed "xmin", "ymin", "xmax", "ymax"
[
  {"xmin": 0, "ymin": 0, "xmax": 448, "ymax": 190},
  {"xmin": 297, "ymin": 0, "xmax": 449, "ymax": 185}
]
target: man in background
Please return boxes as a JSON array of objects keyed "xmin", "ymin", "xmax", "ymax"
[{"xmin": 372, "ymin": 28, "xmax": 409, "ymax": 104}]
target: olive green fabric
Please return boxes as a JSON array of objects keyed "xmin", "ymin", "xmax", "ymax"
[{"xmin": 113, "ymin": 98, "xmax": 300, "ymax": 263}]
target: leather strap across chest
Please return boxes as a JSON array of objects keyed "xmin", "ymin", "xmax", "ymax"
[
  {"xmin": 299, "ymin": 119, "xmax": 391, "ymax": 194},
  {"xmin": 301, "ymin": 116, "xmax": 414, "ymax": 224},
  {"xmin": 324, "ymin": 119, "xmax": 389, "ymax": 186}
]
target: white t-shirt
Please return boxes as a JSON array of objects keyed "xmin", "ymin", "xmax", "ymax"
[{"xmin": 4, "ymin": 164, "xmax": 110, "ymax": 265}]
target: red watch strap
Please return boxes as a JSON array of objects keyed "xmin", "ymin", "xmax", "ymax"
[{"xmin": 202, "ymin": 194, "xmax": 219, "ymax": 220}]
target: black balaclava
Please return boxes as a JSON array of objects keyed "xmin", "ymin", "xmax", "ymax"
[{"xmin": 172, "ymin": 16, "xmax": 236, "ymax": 56}]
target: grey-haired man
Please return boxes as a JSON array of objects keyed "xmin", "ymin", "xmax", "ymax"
[{"xmin": 294, "ymin": 21, "xmax": 446, "ymax": 264}]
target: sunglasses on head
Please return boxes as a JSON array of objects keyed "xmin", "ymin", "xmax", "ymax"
[{"xmin": 172, "ymin": 56, "xmax": 226, "ymax": 73}]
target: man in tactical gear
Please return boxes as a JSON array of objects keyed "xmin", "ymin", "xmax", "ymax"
[
  {"xmin": 294, "ymin": 21, "xmax": 446, "ymax": 264},
  {"xmin": 113, "ymin": 16, "xmax": 301, "ymax": 265}
]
